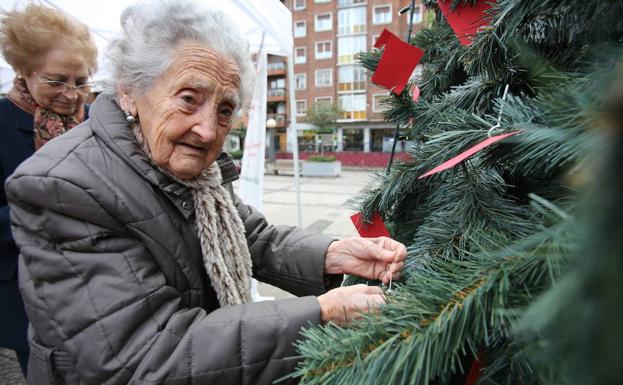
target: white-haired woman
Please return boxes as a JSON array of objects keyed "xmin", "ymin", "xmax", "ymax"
[{"xmin": 6, "ymin": 1, "xmax": 406, "ymax": 384}]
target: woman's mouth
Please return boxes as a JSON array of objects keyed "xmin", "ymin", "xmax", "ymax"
[
  {"xmin": 54, "ymin": 101, "xmax": 77, "ymax": 109},
  {"xmin": 179, "ymin": 142, "xmax": 206, "ymax": 154}
]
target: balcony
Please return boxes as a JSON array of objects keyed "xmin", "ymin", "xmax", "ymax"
[
  {"xmin": 268, "ymin": 62, "xmax": 287, "ymax": 76},
  {"xmin": 267, "ymin": 113, "xmax": 287, "ymax": 128},
  {"xmin": 267, "ymin": 88, "xmax": 287, "ymax": 102}
]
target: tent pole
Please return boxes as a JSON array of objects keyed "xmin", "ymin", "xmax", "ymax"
[{"xmin": 287, "ymin": 53, "xmax": 303, "ymax": 228}]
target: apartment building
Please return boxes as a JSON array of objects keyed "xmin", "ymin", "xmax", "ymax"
[{"xmin": 276, "ymin": 0, "xmax": 426, "ymax": 153}]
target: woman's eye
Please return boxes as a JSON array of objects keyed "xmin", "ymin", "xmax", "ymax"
[
  {"xmin": 181, "ymin": 94, "xmax": 197, "ymax": 105},
  {"xmin": 219, "ymin": 107, "xmax": 234, "ymax": 117}
]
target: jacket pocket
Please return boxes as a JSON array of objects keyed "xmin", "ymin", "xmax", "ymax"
[{"xmin": 27, "ymin": 337, "xmax": 77, "ymax": 385}]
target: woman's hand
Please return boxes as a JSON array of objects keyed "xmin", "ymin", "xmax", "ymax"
[
  {"xmin": 317, "ymin": 284, "xmax": 385, "ymax": 325},
  {"xmin": 324, "ymin": 236, "xmax": 407, "ymax": 284}
]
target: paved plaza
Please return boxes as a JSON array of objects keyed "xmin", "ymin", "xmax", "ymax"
[
  {"xmin": 238, "ymin": 170, "xmax": 376, "ymax": 239},
  {"xmin": 0, "ymin": 170, "xmax": 378, "ymax": 383},
  {"xmin": 234, "ymin": 170, "xmax": 379, "ymax": 300}
]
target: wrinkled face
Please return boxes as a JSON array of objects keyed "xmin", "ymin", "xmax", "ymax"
[
  {"xmin": 23, "ymin": 40, "xmax": 90, "ymax": 116},
  {"xmin": 133, "ymin": 43, "xmax": 240, "ymax": 180}
]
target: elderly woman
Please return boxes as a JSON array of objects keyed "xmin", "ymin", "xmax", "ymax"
[
  {"xmin": 6, "ymin": 1, "xmax": 406, "ymax": 384},
  {"xmin": 0, "ymin": 4, "xmax": 97, "ymax": 375}
]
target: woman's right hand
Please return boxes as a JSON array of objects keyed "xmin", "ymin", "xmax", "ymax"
[{"xmin": 317, "ymin": 284, "xmax": 385, "ymax": 325}]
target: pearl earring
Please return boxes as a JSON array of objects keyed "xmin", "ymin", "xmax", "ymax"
[{"xmin": 125, "ymin": 111, "xmax": 138, "ymax": 125}]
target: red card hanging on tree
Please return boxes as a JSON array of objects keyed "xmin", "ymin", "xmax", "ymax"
[
  {"xmin": 351, "ymin": 211, "xmax": 391, "ymax": 238},
  {"xmin": 418, "ymin": 130, "xmax": 523, "ymax": 179},
  {"xmin": 437, "ymin": 0, "xmax": 495, "ymax": 46},
  {"xmin": 373, "ymin": 28, "xmax": 393, "ymax": 49},
  {"xmin": 465, "ymin": 356, "xmax": 483, "ymax": 385},
  {"xmin": 411, "ymin": 84, "xmax": 421, "ymax": 102},
  {"xmin": 371, "ymin": 29, "xmax": 424, "ymax": 95}
]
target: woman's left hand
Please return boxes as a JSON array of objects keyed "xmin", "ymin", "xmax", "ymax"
[{"xmin": 324, "ymin": 236, "xmax": 407, "ymax": 284}]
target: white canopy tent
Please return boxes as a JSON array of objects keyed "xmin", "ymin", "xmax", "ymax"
[{"xmin": 0, "ymin": 0, "xmax": 303, "ymax": 227}]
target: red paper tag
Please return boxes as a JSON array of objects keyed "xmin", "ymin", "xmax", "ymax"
[
  {"xmin": 373, "ymin": 28, "xmax": 393, "ymax": 48},
  {"xmin": 465, "ymin": 352, "xmax": 485, "ymax": 385},
  {"xmin": 437, "ymin": 0, "xmax": 495, "ymax": 45},
  {"xmin": 418, "ymin": 130, "xmax": 523, "ymax": 179},
  {"xmin": 465, "ymin": 357, "xmax": 482, "ymax": 385},
  {"xmin": 371, "ymin": 29, "xmax": 424, "ymax": 95},
  {"xmin": 411, "ymin": 84, "xmax": 421, "ymax": 102},
  {"xmin": 351, "ymin": 211, "xmax": 391, "ymax": 238}
]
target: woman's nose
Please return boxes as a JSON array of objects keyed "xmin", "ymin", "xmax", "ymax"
[
  {"xmin": 62, "ymin": 87, "xmax": 79, "ymax": 101},
  {"xmin": 191, "ymin": 119, "xmax": 217, "ymax": 143}
]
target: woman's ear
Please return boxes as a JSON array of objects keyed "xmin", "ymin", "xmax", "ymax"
[{"xmin": 117, "ymin": 86, "xmax": 137, "ymax": 116}]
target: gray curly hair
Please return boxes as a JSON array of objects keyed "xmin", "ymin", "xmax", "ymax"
[{"xmin": 105, "ymin": 0, "xmax": 255, "ymax": 108}]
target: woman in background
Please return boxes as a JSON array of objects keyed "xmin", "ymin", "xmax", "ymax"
[{"xmin": 0, "ymin": 4, "xmax": 97, "ymax": 375}]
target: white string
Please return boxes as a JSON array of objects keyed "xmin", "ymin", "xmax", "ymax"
[
  {"xmin": 488, "ymin": 84, "xmax": 510, "ymax": 137},
  {"xmin": 386, "ymin": 263, "xmax": 394, "ymax": 293},
  {"xmin": 487, "ymin": 124, "xmax": 501, "ymax": 138}
]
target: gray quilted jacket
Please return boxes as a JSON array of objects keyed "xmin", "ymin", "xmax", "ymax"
[{"xmin": 6, "ymin": 93, "xmax": 338, "ymax": 385}]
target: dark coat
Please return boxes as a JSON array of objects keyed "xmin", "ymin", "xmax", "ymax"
[
  {"xmin": 1, "ymin": 98, "xmax": 90, "ymax": 355},
  {"xmin": 7, "ymin": 93, "xmax": 338, "ymax": 385},
  {"xmin": 0, "ymin": 97, "xmax": 36, "ymax": 352}
]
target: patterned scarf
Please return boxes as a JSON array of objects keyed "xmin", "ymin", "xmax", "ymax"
[
  {"xmin": 7, "ymin": 76, "xmax": 85, "ymax": 150},
  {"xmin": 132, "ymin": 125, "xmax": 253, "ymax": 306}
]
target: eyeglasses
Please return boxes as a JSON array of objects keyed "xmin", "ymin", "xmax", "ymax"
[{"xmin": 34, "ymin": 72, "xmax": 96, "ymax": 96}]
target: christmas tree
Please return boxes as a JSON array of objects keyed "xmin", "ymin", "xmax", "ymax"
[{"xmin": 285, "ymin": 1, "xmax": 623, "ymax": 384}]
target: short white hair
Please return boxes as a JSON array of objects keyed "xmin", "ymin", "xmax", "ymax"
[{"xmin": 105, "ymin": 0, "xmax": 255, "ymax": 108}]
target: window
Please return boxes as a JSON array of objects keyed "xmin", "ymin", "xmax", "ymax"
[
  {"xmin": 315, "ymin": 96, "xmax": 333, "ymax": 106},
  {"xmin": 337, "ymin": 35, "xmax": 366, "ymax": 64},
  {"xmin": 373, "ymin": 93, "xmax": 390, "ymax": 112},
  {"xmin": 315, "ymin": 68, "xmax": 333, "ymax": 87},
  {"xmin": 315, "ymin": 41, "xmax": 332, "ymax": 60},
  {"xmin": 339, "ymin": 93, "xmax": 366, "ymax": 120},
  {"xmin": 294, "ymin": 21, "xmax": 306, "ymax": 38},
  {"xmin": 295, "ymin": 47, "xmax": 306, "ymax": 64},
  {"xmin": 338, "ymin": 65, "xmax": 366, "ymax": 92},
  {"xmin": 373, "ymin": 5, "xmax": 392, "ymax": 24},
  {"xmin": 296, "ymin": 100, "xmax": 307, "ymax": 116},
  {"xmin": 315, "ymin": 13, "xmax": 332, "ymax": 31},
  {"xmin": 412, "ymin": 5, "xmax": 423, "ymax": 23},
  {"xmin": 338, "ymin": 6, "xmax": 366, "ymax": 35},
  {"xmin": 294, "ymin": 0, "xmax": 306, "ymax": 11},
  {"xmin": 295, "ymin": 73, "xmax": 307, "ymax": 90},
  {"xmin": 269, "ymin": 78, "xmax": 286, "ymax": 89}
]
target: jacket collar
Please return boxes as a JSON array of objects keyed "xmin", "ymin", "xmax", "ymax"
[
  {"xmin": 3, "ymin": 98, "xmax": 38, "ymax": 134},
  {"xmin": 88, "ymin": 93, "xmax": 239, "ymax": 217}
]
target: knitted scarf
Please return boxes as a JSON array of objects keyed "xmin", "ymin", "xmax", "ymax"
[
  {"xmin": 132, "ymin": 125, "xmax": 253, "ymax": 306},
  {"xmin": 7, "ymin": 76, "xmax": 85, "ymax": 150}
]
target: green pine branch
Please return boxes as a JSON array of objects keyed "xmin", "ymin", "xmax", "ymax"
[
  {"xmin": 287, "ymin": 200, "xmax": 576, "ymax": 385},
  {"xmin": 291, "ymin": 0, "xmax": 623, "ymax": 383}
]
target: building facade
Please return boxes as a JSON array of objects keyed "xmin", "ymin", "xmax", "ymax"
[{"xmin": 275, "ymin": 0, "xmax": 426, "ymax": 153}]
